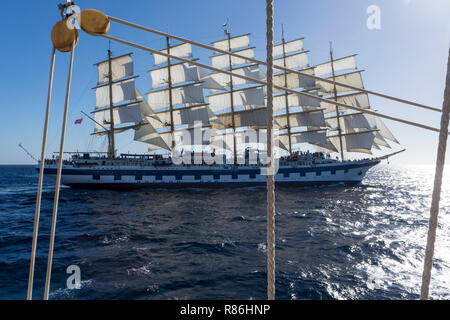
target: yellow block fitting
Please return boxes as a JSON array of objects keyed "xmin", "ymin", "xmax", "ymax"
[
  {"xmin": 51, "ymin": 20, "xmax": 79, "ymax": 52},
  {"xmin": 80, "ymin": 9, "xmax": 110, "ymax": 35}
]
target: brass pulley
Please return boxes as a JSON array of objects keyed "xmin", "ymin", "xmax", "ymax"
[
  {"xmin": 51, "ymin": 20, "xmax": 79, "ymax": 52},
  {"xmin": 80, "ymin": 9, "xmax": 110, "ymax": 35},
  {"xmin": 51, "ymin": 5, "xmax": 110, "ymax": 53}
]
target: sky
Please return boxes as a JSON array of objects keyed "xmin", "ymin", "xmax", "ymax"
[{"xmin": 0, "ymin": 0, "xmax": 450, "ymax": 165}]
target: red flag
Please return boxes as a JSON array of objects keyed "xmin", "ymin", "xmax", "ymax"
[{"xmin": 75, "ymin": 118, "xmax": 83, "ymax": 124}]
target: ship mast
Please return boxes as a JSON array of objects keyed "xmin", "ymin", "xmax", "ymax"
[
  {"xmin": 225, "ymin": 28, "xmax": 238, "ymax": 163},
  {"xmin": 107, "ymin": 48, "xmax": 116, "ymax": 158},
  {"xmin": 281, "ymin": 25, "xmax": 292, "ymax": 155},
  {"xmin": 166, "ymin": 36, "xmax": 176, "ymax": 150},
  {"xmin": 329, "ymin": 42, "xmax": 345, "ymax": 161}
]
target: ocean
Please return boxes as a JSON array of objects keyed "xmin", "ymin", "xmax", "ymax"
[{"xmin": 0, "ymin": 164, "xmax": 449, "ymax": 300}]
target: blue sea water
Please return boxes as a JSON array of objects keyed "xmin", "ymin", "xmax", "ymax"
[{"xmin": 0, "ymin": 164, "xmax": 449, "ymax": 300}]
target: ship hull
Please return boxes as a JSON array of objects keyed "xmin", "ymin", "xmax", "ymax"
[{"xmin": 41, "ymin": 159, "xmax": 380, "ymax": 189}]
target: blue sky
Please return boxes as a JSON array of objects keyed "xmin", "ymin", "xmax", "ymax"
[{"xmin": 1, "ymin": 0, "xmax": 449, "ymax": 165}]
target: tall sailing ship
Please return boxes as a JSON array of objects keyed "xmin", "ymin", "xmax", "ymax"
[{"xmin": 41, "ymin": 32, "xmax": 401, "ymax": 188}]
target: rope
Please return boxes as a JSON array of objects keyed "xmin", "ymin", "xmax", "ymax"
[
  {"xmin": 106, "ymin": 15, "xmax": 441, "ymax": 113},
  {"xmin": 27, "ymin": 46, "xmax": 56, "ymax": 300},
  {"xmin": 91, "ymin": 32, "xmax": 448, "ymax": 136},
  {"xmin": 43, "ymin": 41, "xmax": 76, "ymax": 300},
  {"xmin": 420, "ymin": 47, "xmax": 450, "ymax": 299},
  {"xmin": 266, "ymin": 0, "xmax": 275, "ymax": 301}
]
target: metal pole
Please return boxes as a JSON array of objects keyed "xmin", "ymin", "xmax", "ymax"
[
  {"xmin": 27, "ymin": 46, "xmax": 56, "ymax": 300},
  {"xmin": 43, "ymin": 41, "xmax": 75, "ymax": 300}
]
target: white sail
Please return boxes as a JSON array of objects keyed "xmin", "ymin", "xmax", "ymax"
[
  {"xmin": 156, "ymin": 105, "xmax": 214, "ymax": 128},
  {"xmin": 329, "ymin": 131, "xmax": 376, "ymax": 154},
  {"xmin": 147, "ymin": 84, "xmax": 205, "ymax": 111},
  {"xmin": 210, "ymin": 130, "xmax": 286, "ymax": 151},
  {"xmin": 213, "ymin": 34, "xmax": 250, "ymax": 52},
  {"xmin": 365, "ymin": 114, "xmax": 399, "ymax": 144},
  {"xmin": 134, "ymin": 125, "xmax": 171, "ymax": 151},
  {"xmin": 153, "ymin": 43, "xmax": 192, "ymax": 66},
  {"xmin": 273, "ymin": 38, "xmax": 304, "ymax": 57},
  {"xmin": 314, "ymin": 55, "xmax": 357, "ymax": 77},
  {"xmin": 273, "ymin": 93, "xmax": 321, "ymax": 112},
  {"xmin": 213, "ymin": 108, "xmax": 267, "ymax": 129},
  {"xmin": 94, "ymin": 103, "xmax": 142, "ymax": 132},
  {"xmin": 274, "ymin": 52, "xmax": 309, "ymax": 70},
  {"xmin": 325, "ymin": 116, "xmax": 345, "ymax": 131},
  {"xmin": 149, "ymin": 63, "xmax": 200, "ymax": 89},
  {"xmin": 292, "ymin": 130, "xmax": 327, "ymax": 144},
  {"xmin": 320, "ymin": 92, "xmax": 370, "ymax": 114},
  {"xmin": 317, "ymin": 71, "xmax": 364, "ymax": 95},
  {"xmin": 205, "ymin": 65, "xmax": 266, "ymax": 89},
  {"xmin": 211, "ymin": 48, "xmax": 255, "ymax": 70},
  {"xmin": 274, "ymin": 68, "xmax": 316, "ymax": 93},
  {"xmin": 312, "ymin": 140, "xmax": 339, "ymax": 154},
  {"xmin": 95, "ymin": 79, "xmax": 136, "ymax": 109},
  {"xmin": 208, "ymin": 86, "xmax": 265, "ymax": 113},
  {"xmin": 344, "ymin": 113, "xmax": 371, "ymax": 131},
  {"xmin": 279, "ymin": 130, "xmax": 327, "ymax": 145},
  {"xmin": 275, "ymin": 110, "xmax": 325, "ymax": 128},
  {"xmin": 97, "ymin": 54, "xmax": 134, "ymax": 85}
]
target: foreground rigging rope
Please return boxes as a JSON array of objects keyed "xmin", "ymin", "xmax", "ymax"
[
  {"xmin": 27, "ymin": 47, "xmax": 56, "ymax": 300},
  {"xmin": 265, "ymin": 0, "xmax": 275, "ymax": 300},
  {"xmin": 43, "ymin": 39, "xmax": 76, "ymax": 300},
  {"xmin": 420, "ymin": 47, "xmax": 450, "ymax": 300},
  {"xmin": 28, "ymin": 3, "xmax": 79, "ymax": 298}
]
